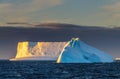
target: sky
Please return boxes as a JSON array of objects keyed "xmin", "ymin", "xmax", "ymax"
[
  {"xmin": 0, "ymin": 0, "xmax": 120, "ymax": 27},
  {"xmin": 0, "ymin": 0, "xmax": 120, "ymax": 59}
]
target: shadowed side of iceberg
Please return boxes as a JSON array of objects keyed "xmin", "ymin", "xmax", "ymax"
[{"xmin": 57, "ymin": 38, "xmax": 114, "ymax": 63}]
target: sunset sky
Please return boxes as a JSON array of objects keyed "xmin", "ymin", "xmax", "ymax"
[{"xmin": 0, "ymin": 0, "xmax": 120, "ymax": 27}]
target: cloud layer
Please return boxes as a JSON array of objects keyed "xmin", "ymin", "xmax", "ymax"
[
  {"xmin": 1, "ymin": 0, "xmax": 120, "ymax": 27},
  {"xmin": 0, "ymin": 0, "xmax": 63, "ymax": 24},
  {"xmin": 102, "ymin": 1, "xmax": 120, "ymax": 26}
]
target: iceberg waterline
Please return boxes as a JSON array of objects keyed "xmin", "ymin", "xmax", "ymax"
[{"xmin": 57, "ymin": 38, "xmax": 114, "ymax": 63}]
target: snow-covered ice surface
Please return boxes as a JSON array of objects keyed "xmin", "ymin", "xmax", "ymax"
[{"xmin": 57, "ymin": 38, "xmax": 113, "ymax": 63}]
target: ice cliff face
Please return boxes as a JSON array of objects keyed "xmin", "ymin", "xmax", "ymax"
[
  {"xmin": 15, "ymin": 42, "xmax": 32, "ymax": 58},
  {"xmin": 12, "ymin": 41, "xmax": 66, "ymax": 60},
  {"xmin": 57, "ymin": 38, "xmax": 113, "ymax": 63}
]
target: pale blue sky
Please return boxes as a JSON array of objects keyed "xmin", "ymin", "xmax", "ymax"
[{"xmin": 0, "ymin": 0, "xmax": 120, "ymax": 27}]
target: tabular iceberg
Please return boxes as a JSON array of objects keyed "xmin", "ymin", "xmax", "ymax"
[
  {"xmin": 57, "ymin": 38, "xmax": 113, "ymax": 63},
  {"xmin": 10, "ymin": 42, "xmax": 66, "ymax": 60}
]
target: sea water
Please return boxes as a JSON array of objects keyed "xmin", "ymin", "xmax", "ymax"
[{"xmin": 0, "ymin": 60, "xmax": 119, "ymax": 79}]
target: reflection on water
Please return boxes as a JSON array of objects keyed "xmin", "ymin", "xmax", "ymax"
[{"xmin": 0, "ymin": 60, "xmax": 119, "ymax": 79}]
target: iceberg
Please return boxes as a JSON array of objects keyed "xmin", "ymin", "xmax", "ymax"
[
  {"xmin": 10, "ymin": 41, "xmax": 66, "ymax": 60},
  {"xmin": 57, "ymin": 38, "xmax": 113, "ymax": 63}
]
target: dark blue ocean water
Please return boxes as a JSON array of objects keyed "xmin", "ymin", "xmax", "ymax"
[{"xmin": 0, "ymin": 60, "xmax": 119, "ymax": 79}]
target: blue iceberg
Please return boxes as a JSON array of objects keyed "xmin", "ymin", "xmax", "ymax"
[{"xmin": 57, "ymin": 38, "xmax": 113, "ymax": 63}]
